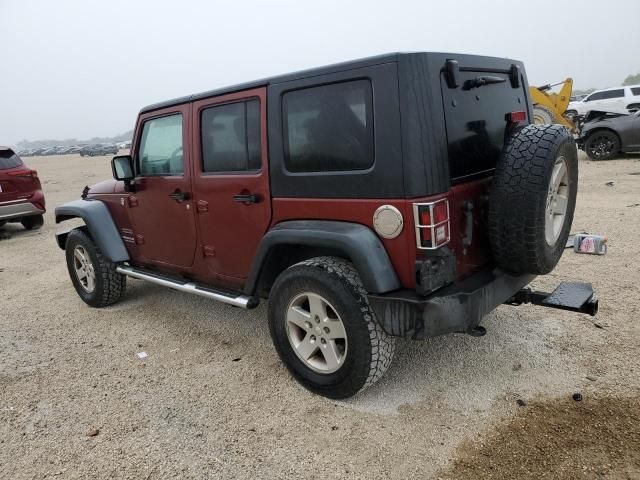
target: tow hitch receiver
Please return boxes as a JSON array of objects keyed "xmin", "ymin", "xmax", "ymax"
[{"xmin": 506, "ymin": 282, "xmax": 598, "ymax": 316}]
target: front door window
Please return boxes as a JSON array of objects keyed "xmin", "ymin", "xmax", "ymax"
[{"xmin": 138, "ymin": 114, "xmax": 184, "ymax": 176}]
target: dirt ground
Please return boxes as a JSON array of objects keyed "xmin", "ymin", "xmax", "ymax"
[{"xmin": 1, "ymin": 151, "xmax": 639, "ymax": 479}]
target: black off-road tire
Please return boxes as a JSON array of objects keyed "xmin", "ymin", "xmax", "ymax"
[
  {"xmin": 268, "ymin": 257, "xmax": 396, "ymax": 399},
  {"xmin": 584, "ymin": 130, "xmax": 621, "ymax": 160},
  {"xmin": 21, "ymin": 214, "xmax": 44, "ymax": 230},
  {"xmin": 489, "ymin": 124, "xmax": 578, "ymax": 275},
  {"xmin": 65, "ymin": 228, "xmax": 126, "ymax": 307}
]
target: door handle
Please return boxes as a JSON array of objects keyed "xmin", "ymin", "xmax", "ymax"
[
  {"xmin": 169, "ymin": 189, "xmax": 190, "ymax": 202},
  {"xmin": 233, "ymin": 193, "xmax": 258, "ymax": 204}
]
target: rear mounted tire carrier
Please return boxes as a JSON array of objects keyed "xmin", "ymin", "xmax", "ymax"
[{"xmin": 506, "ymin": 281, "xmax": 598, "ymax": 317}]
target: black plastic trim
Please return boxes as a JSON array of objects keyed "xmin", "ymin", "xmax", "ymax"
[
  {"xmin": 244, "ymin": 220, "xmax": 401, "ymax": 295},
  {"xmin": 54, "ymin": 199, "xmax": 130, "ymax": 262},
  {"xmin": 368, "ymin": 268, "xmax": 535, "ymax": 339}
]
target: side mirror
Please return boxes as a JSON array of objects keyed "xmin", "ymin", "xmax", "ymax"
[
  {"xmin": 112, "ymin": 155, "xmax": 134, "ymax": 180},
  {"xmin": 111, "ymin": 155, "xmax": 135, "ymax": 191}
]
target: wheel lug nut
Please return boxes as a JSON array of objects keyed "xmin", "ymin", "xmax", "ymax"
[
  {"xmin": 310, "ymin": 335, "xmax": 316, "ymax": 342},
  {"xmin": 321, "ymin": 338, "xmax": 326, "ymax": 345},
  {"xmin": 314, "ymin": 316, "xmax": 320, "ymax": 323},
  {"xmin": 323, "ymin": 327, "xmax": 330, "ymax": 334},
  {"xmin": 305, "ymin": 321, "xmax": 312, "ymax": 329}
]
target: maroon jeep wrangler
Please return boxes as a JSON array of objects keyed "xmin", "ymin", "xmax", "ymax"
[{"xmin": 55, "ymin": 53, "xmax": 597, "ymax": 398}]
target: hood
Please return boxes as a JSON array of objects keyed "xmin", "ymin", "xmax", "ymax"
[{"xmin": 87, "ymin": 179, "xmax": 118, "ymax": 195}]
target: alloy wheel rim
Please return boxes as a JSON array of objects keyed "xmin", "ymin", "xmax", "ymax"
[
  {"xmin": 588, "ymin": 135, "xmax": 614, "ymax": 158},
  {"xmin": 73, "ymin": 245, "xmax": 96, "ymax": 293},
  {"xmin": 545, "ymin": 155, "xmax": 569, "ymax": 246},
  {"xmin": 285, "ymin": 292, "xmax": 348, "ymax": 374}
]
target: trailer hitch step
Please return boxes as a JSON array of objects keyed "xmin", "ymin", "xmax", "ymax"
[{"xmin": 506, "ymin": 281, "xmax": 598, "ymax": 316}]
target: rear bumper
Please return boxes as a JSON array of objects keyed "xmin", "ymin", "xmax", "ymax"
[
  {"xmin": 0, "ymin": 200, "xmax": 45, "ymax": 220},
  {"xmin": 368, "ymin": 269, "xmax": 536, "ymax": 340}
]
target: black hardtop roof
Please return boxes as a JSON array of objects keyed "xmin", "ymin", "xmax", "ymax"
[{"xmin": 140, "ymin": 51, "xmax": 522, "ymax": 114}]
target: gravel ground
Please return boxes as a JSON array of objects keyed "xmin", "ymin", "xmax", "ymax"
[{"xmin": 1, "ymin": 151, "xmax": 639, "ymax": 479}]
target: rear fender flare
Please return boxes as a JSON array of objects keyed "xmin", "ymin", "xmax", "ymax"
[
  {"xmin": 55, "ymin": 199, "xmax": 129, "ymax": 262},
  {"xmin": 245, "ymin": 220, "xmax": 401, "ymax": 295}
]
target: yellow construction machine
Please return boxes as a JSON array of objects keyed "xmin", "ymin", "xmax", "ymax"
[{"xmin": 529, "ymin": 78, "xmax": 577, "ymax": 132}]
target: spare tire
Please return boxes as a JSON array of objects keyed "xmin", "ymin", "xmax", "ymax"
[{"xmin": 488, "ymin": 124, "xmax": 578, "ymax": 274}]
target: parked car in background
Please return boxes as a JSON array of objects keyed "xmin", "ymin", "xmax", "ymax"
[
  {"xmin": 79, "ymin": 144, "xmax": 119, "ymax": 157},
  {"xmin": 0, "ymin": 147, "xmax": 45, "ymax": 230},
  {"xmin": 567, "ymin": 85, "xmax": 640, "ymax": 118},
  {"xmin": 578, "ymin": 110, "xmax": 640, "ymax": 160}
]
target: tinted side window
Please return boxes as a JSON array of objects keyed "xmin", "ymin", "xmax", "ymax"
[
  {"xmin": 603, "ymin": 89, "xmax": 625, "ymax": 99},
  {"xmin": 585, "ymin": 92, "xmax": 605, "ymax": 101},
  {"xmin": 138, "ymin": 114, "xmax": 183, "ymax": 176},
  {"xmin": 201, "ymin": 99, "xmax": 261, "ymax": 173},
  {"xmin": 631, "ymin": 87, "xmax": 640, "ymax": 96},
  {"xmin": 283, "ymin": 80, "xmax": 374, "ymax": 173},
  {"xmin": 0, "ymin": 150, "xmax": 23, "ymax": 170}
]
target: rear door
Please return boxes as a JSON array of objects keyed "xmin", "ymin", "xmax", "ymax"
[
  {"xmin": 191, "ymin": 88, "xmax": 271, "ymax": 281},
  {"xmin": 128, "ymin": 104, "xmax": 198, "ymax": 268}
]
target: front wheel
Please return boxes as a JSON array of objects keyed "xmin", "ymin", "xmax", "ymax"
[
  {"xmin": 65, "ymin": 229, "xmax": 126, "ymax": 307},
  {"xmin": 584, "ymin": 130, "xmax": 620, "ymax": 160},
  {"xmin": 268, "ymin": 257, "xmax": 395, "ymax": 399}
]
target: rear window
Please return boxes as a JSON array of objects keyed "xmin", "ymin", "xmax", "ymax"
[
  {"xmin": 441, "ymin": 69, "xmax": 527, "ymax": 181},
  {"xmin": 631, "ymin": 87, "xmax": 640, "ymax": 96},
  {"xmin": 0, "ymin": 149, "xmax": 23, "ymax": 170}
]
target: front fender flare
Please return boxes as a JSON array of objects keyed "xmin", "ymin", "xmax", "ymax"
[
  {"xmin": 245, "ymin": 220, "xmax": 401, "ymax": 295},
  {"xmin": 55, "ymin": 199, "xmax": 129, "ymax": 262}
]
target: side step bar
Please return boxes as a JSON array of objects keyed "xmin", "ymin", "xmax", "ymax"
[
  {"xmin": 116, "ymin": 265, "xmax": 257, "ymax": 309},
  {"xmin": 506, "ymin": 281, "xmax": 598, "ymax": 316}
]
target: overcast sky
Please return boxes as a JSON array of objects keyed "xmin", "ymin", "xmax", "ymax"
[{"xmin": 2, "ymin": 0, "xmax": 639, "ymax": 146}]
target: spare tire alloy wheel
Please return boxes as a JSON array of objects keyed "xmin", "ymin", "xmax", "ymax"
[
  {"xmin": 585, "ymin": 131, "xmax": 619, "ymax": 160},
  {"xmin": 545, "ymin": 156, "xmax": 569, "ymax": 246},
  {"xmin": 286, "ymin": 292, "xmax": 347, "ymax": 374},
  {"xmin": 489, "ymin": 124, "xmax": 578, "ymax": 275}
]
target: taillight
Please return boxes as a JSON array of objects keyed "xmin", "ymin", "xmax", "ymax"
[
  {"xmin": 8, "ymin": 169, "xmax": 38, "ymax": 178},
  {"xmin": 414, "ymin": 199, "xmax": 450, "ymax": 249},
  {"xmin": 508, "ymin": 111, "xmax": 527, "ymax": 123}
]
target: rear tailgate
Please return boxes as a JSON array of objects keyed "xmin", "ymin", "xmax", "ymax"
[
  {"xmin": 441, "ymin": 60, "xmax": 531, "ymax": 182},
  {"xmin": 440, "ymin": 58, "xmax": 531, "ymax": 277}
]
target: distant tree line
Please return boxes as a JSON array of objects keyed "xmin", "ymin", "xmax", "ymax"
[
  {"xmin": 16, "ymin": 130, "xmax": 134, "ymax": 149},
  {"xmin": 623, "ymin": 73, "xmax": 640, "ymax": 86}
]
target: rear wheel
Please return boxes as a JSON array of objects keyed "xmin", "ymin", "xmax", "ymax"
[
  {"xmin": 584, "ymin": 130, "xmax": 620, "ymax": 160},
  {"xmin": 65, "ymin": 229, "xmax": 126, "ymax": 307},
  {"xmin": 489, "ymin": 124, "xmax": 578, "ymax": 274},
  {"xmin": 21, "ymin": 214, "xmax": 44, "ymax": 230},
  {"xmin": 268, "ymin": 257, "xmax": 395, "ymax": 399}
]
